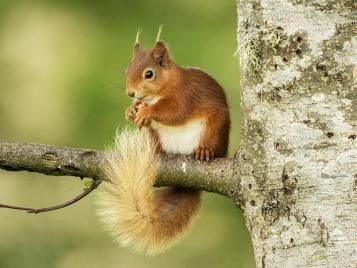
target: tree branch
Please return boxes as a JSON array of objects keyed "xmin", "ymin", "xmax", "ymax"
[
  {"xmin": 0, "ymin": 180, "xmax": 100, "ymax": 214},
  {"xmin": 0, "ymin": 142, "xmax": 240, "ymax": 198}
]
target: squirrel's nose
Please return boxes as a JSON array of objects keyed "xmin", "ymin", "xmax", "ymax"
[{"xmin": 127, "ymin": 91, "xmax": 135, "ymax": 98}]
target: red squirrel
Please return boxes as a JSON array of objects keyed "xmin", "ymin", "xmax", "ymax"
[
  {"xmin": 125, "ymin": 41, "xmax": 230, "ymax": 160},
  {"xmin": 97, "ymin": 37, "xmax": 230, "ymax": 255}
]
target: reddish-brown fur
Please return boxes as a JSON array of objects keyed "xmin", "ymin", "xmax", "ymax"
[
  {"xmin": 125, "ymin": 41, "xmax": 230, "ymax": 159},
  {"xmin": 123, "ymin": 40, "xmax": 230, "ymax": 252}
]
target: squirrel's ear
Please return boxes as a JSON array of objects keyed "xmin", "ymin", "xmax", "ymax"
[{"xmin": 152, "ymin": 41, "xmax": 170, "ymax": 67}]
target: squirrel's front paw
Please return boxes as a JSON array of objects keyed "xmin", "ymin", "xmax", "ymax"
[
  {"xmin": 194, "ymin": 147, "xmax": 215, "ymax": 162},
  {"xmin": 134, "ymin": 107, "xmax": 151, "ymax": 129},
  {"xmin": 125, "ymin": 101, "xmax": 144, "ymax": 123},
  {"xmin": 125, "ymin": 105, "xmax": 137, "ymax": 122}
]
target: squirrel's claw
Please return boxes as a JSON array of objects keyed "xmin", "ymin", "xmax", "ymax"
[
  {"xmin": 194, "ymin": 147, "xmax": 214, "ymax": 162},
  {"xmin": 134, "ymin": 107, "xmax": 151, "ymax": 129},
  {"xmin": 125, "ymin": 101, "xmax": 147, "ymax": 124},
  {"xmin": 134, "ymin": 115, "xmax": 144, "ymax": 129},
  {"xmin": 125, "ymin": 104, "xmax": 138, "ymax": 122}
]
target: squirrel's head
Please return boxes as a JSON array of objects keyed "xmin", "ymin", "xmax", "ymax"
[{"xmin": 125, "ymin": 41, "xmax": 172, "ymax": 103}]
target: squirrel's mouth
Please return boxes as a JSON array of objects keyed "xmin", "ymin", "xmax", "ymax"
[{"xmin": 135, "ymin": 95, "xmax": 160, "ymax": 105}]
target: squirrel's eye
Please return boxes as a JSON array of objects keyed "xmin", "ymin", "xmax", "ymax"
[{"xmin": 144, "ymin": 69, "xmax": 154, "ymax": 80}]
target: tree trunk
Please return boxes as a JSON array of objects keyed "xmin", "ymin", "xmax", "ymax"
[{"xmin": 237, "ymin": 1, "xmax": 356, "ymax": 267}]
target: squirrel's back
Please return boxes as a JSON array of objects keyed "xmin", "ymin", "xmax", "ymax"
[{"xmin": 179, "ymin": 66, "xmax": 230, "ymax": 124}]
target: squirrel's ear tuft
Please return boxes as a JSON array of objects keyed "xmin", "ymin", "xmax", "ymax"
[
  {"xmin": 133, "ymin": 43, "xmax": 141, "ymax": 55},
  {"xmin": 152, "ymin": 41, "xmax": 170, "ymax": 67},
  {"xmin": 133, "ymin": 30, "xmax": 142, "ymax": 55}
]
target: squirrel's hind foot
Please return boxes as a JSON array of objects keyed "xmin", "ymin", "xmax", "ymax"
[{"xmin": 194, "ymin": 147, "xmax": 214, "ymax": 162}]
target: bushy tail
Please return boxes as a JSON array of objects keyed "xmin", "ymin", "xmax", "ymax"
[{"xmin": 96, "ymin": 129, "xmax": 201, "ymax": 255}]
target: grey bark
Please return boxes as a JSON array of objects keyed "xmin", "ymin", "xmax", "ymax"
[
  {"xmin": 238, "ymin": 0, "xmax": 356, "ymax": 267},
  {"xmin": 0, "ymin": 142, "xmax": 239, "ymax": 198}
]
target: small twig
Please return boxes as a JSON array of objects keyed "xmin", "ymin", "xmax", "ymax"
[{"xmin": 0, "ymin": 180, "xmax": 101, "ymax": 214}]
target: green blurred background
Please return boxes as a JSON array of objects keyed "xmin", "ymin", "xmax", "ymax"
[{"xmin": 0, "ymin": 1, "xmax": 254, "ymax": 267}]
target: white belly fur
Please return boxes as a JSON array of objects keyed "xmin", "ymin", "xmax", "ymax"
[{"xmin": 151, "ymin": 119, "xmax": 205, "ymax": 154}]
